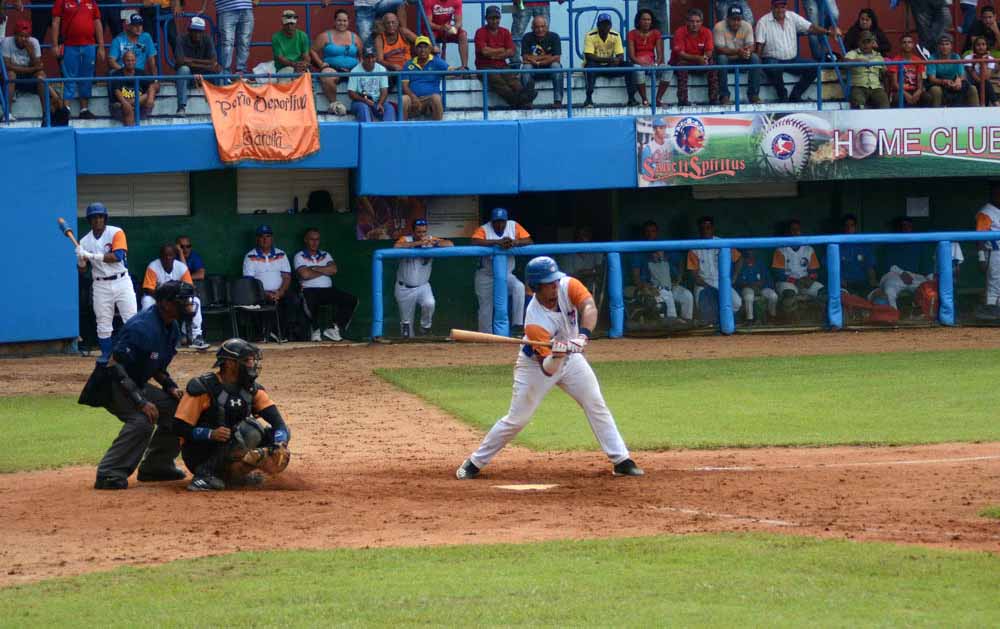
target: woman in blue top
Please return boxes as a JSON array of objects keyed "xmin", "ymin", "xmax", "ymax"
[{"xmin": 313, "ymin": 9, "xmax": 362, "ymax": 114}]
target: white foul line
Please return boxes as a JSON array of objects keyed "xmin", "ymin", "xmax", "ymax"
[{"xmin": 688, "ymin": 455, "xmax": 1000, "ymax": 472}]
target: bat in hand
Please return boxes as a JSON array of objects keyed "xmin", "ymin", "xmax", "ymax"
[{"xmin": 449, "ymin": 329, "xmax": 552, "ymax": 348}]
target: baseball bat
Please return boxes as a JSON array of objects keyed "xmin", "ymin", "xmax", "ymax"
[
  {"xmin": 57, "ymin": 217, "xmax": 79, "ymax": 247},
  {"xmin": 449, "ymin": 328, "xmax": 552, "ymax": 348}
]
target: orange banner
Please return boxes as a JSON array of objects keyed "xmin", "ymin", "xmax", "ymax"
[{"xmin": 202, "ymin": 73, "xmax": 320, "ymax": 163}]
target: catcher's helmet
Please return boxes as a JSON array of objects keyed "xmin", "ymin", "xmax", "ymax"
[
  {"xmin": 85, "ymin": 202, "xmax": 109, "ymax": 218},
  {"xmin": 214, "ymin": 338, "xmax": 262, "ymax": 368},
  {"xmin": 525, "ymin": 256, "xmax": 566, "ymax": 289}
]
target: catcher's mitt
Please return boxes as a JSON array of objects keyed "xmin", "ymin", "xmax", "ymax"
[{"xmin": 242, "ymin": 445, "xmax": 291, "ymax": 475}]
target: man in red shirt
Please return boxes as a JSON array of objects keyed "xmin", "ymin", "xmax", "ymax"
[
  {"xmin": 888, "ymin": 32, "xmax": 930, "ymax": 107},
  {"xmin": 51, "ymin": 0, "xmax": 105, "ymax": 119},
  {"xmin": 422, "ymin": 0, "xmax": 469, "ymax": 70},
  {"xmin": 475, "ymin": 5, "xmax": 536, "ymax": 108},
  {"xmin": 672, "ymin": 8, "xmax": 719, "ymax": 106}
]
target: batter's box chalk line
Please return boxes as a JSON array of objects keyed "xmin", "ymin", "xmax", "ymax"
[
  {"xmin": 687, "ymin": 455, "xmax": 1000, "ymax": 472},
  {"xmin": 648, "ymin": 505, "xmax": 800, "ymax": 528},
  {"xmin": 492, "ymin": 484, "xmax": 560, "ymax": 491}
]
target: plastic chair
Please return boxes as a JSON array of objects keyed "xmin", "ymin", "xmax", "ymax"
[
  {"xmin": 228, "ymin": 277, "xmax": 282, "ymax": 342},
  {"xmin": 195, "ymin": 276, "xmax": 230, "ymax": 340}
]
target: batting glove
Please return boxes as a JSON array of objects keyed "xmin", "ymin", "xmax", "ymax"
[
  {"xmin": 551, "ymin": 340, "xmax": 570, "ymax": 354},
  {"xmin": 568, "ymin": 334, "xmax": 588, "ymax": 353},
  {"xmin": 74, "ymin": 245, "xmax": 84, "ymax": 258}
]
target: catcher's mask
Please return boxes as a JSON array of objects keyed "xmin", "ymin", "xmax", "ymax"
[{"xmin": 214, "ymin": 338, "xmax": 263, "ymax": 388}]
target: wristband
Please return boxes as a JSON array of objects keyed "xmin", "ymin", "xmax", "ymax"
[
  {"xmin": 273, "ymin": 428, "xmax": 289, "ymax": 445},
  {"xmin": 193, "ymin": 427, "xmax": 213, "ymax": 441},
  {"xmin": 579, "ymin": 327, "xmax": 592, "ymax": 339}
]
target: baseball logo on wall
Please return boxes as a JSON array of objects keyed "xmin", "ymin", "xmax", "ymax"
[{"xmin": 757, "ymin": 113, "xmax": 837, "ymax": 177}]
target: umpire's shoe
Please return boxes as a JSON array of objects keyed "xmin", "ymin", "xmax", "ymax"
[
  {"xmin": 94, "ymin": 476, "xmax": 128, "ymax": 490},
  {"xmin": 137, "ymin": 466, "xmax": 187, "ymax": 482},
  {"xmin": 455, "ymin": 459, "xmax": 480, "ymax": 480},
  {"xmin": 612, "ymin": 458, "xmax": 645, "ymax": 477},
  {"xmin": 187, "ymin": 476, "xmax": 226, "ymax": 492}
]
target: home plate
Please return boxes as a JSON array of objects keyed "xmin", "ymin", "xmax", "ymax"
[{"xmin": 493, "ymin": 484, "xmax": 559, "ymax": 491}]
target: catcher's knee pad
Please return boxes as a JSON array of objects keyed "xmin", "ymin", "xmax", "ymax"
[{"xmin": 234, "ymin": 417, "xmax": 269, "ymax": 450}]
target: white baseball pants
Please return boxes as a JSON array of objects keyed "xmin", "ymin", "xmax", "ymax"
[
  {"xmin": 777, "ymin": 280, "xmax": 825, "ymax": 299},
  {"xmin": 140, "ymin": 294, "xmax": 204, "ymax": 336},
  {"xmin": 94, "ymin": 276, "xmax": 137, "ymax": 338},
  {"xmin": 656, "ymin": 285, "xmax": 694, "ymax": 320},
  {"xmin": 475, "ymin": 269, "xmax": 525, "ymax": 333},
  {"xmin": 394, "ymin": 282, "xmax": 435, "ymax": 336},
  {"xmin": 984, "ymin": 250, "xmax": 1000, "ymax": 305},
  {"xmin": 740, "ymin": 287, "xmax": 779, "ymax": 319},
  {"xmin": 468, "ymin": 353, "xmax": 630, "ymax": 469}
]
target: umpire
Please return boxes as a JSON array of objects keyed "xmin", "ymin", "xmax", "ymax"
[{"xmin": 86, "ymin": 281, "xmax": 196, "ymax": 489}]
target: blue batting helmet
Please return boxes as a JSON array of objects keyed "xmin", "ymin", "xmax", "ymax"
[
  {"xmin": 525, "ymin": 256, "xmax": 566, "ymax": 289},
  {"xmin": 85, "ymin": 202, "xmax": 108, "ymax": 218}
]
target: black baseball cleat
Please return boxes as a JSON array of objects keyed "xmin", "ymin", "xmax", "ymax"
[
  {"xmin": 613, "ymin": 459, "xmax": 644, "ymax": 477},
  {"xmin": 94, "ymin": 476, "xmax": 128, "ymax": 490},
  {"xmin": 137, "ymin": 467, "xmax": 187, "ymax": 482},
  {"xmin": 455, "ymin": 459, "xmax": 480, "ymax": 480},
  {"xmin": 187, "ymin": 475, "xmax": 226, "ymax": 491}
]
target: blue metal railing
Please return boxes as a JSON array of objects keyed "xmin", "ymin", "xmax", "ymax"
[{"xmin": 370, "ymin": 232, "xmax": 1000, "ymax": 340}]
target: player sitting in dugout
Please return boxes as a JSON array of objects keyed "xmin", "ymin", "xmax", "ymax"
[{"xmin": 172, "ymin": 338, "xmax": 291, "ymax": 491}]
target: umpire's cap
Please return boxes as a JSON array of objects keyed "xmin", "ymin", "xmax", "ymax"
[
  {"xmin": 525, "ymin": 256, "xmax": 566, "ymax": 289},
  {"xmin": 155, "ymin": 280, "xmax": 196, "ymax": 304},
  {"xmin": 214, "ymin": 338, "xmax": 262, "ymax": 368},
  {"xmin": 85, "ymin": 202, "xmax": 109, "ymax": 218}
]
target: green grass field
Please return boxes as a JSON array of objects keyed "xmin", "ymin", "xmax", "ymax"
[
  {"xmin": 2, "ymin": 534, "xmax": 997, "ymax": 627},
  {"xmin": 980, "ymin": 506, "xmax": 1000, "ymax": 520},
  {"xmin": 376, "ymin": 349, "xmax": 1000, "ymax": 451},
  {"xmin": 0, "ymin": 396, "xmax": 116, "ymax": 473}
]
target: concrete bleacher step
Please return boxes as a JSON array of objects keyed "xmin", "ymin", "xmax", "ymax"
[{"xmin": 4, "ymin": 72, "xmax": 848, "ymax": 126}]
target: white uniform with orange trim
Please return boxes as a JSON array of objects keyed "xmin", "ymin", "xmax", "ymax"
[
  {"xmin": 875, "ymin": 243, "xmax": 963, "ymax": 310},
  {"xmin": 976, "ymin": 203, "xmax": 1000, "ymax": 305},
  {"xmin": 772, "ymin": 245, "xmax": 824, "ymax": 298},
  {"xmin": 394, "ymin": 235, "xmax": 436, "ymax": 336},
  {"xmin": 687, "ymin": 242, "xmax": 743, "ymax": 316},
  {"xmin": 140, "ymin": 258, "xmax": 204, "ymax": 337},
  {"xmin": 466, "ymin": 276, "xmax": 631, "ymax": 470},
  {"xmin": 79, "ymin": 225, "xmax": 137, "ymax": 339},
  {"xmin": 473, "ymin": 220, "xmax": 529, "ymax": 333}
]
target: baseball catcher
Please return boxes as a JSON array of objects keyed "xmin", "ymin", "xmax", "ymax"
[{"xmin": 172, "ymin": 338, "xmax": 291, "ymax": 491}]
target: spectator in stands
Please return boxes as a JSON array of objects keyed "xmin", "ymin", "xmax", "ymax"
[
  {"xmin": 52, "ymin": 0, "xmax": 104, "ymax": 120},
  {"xmin": 521, "ymin": 15, "xmax": 563, "ymax": 108},
  {"xmin": 735, "ymin": 249, "xmax": 778, "ymax": 324},
  {"xmin": 800, "ymin": 0, "xmax": 841, "ymax": 60},
  {"xmin": 638, "ymin": 0, "xmax": 667, "ymax": 34},
  {"xmin": 687, "ymin": 216, "xmax": 743, "ymax": 319},
  {"xmin": 175, "ymin": 235, "xmax": 205, "ymax": 280},
  {"xmin": 838, "ymin": 214, "xmax": 877, "ymax": 296},
  {"xmin": 771, "ymin": 219, "xmax": 825, "ymax": 304},
  {"xmin": 511, "ymin": 0, "xmax": 548, "ymax": 66},
  {"xmin": 314, "ymin": 9, "xmax": 362, "ymax": 115},
  {"xmin": 963, "ymin": 6, "xmax": 999, "ymax": 52},
  {"xmin": 927, "ymin": 34, "xmax": 980, "ymax": 106},
  {"xmin": 630, "ymin": 220, "xmax": 694, "ymax": 321},
  {"xmin": 755, "ymin": 0, "xmax": 837, "ymax": 103},
  {"xmin": 243, "ymin": 224, "xmax": 293, "ymax": 342},
  {"xmin": 173, "ymin": 16, "xmax": 219, "ymax": 116},
  {"xmin": 109, "ymin": 13, "xmax": 156, "ymax": 73},
  {"xmin": 960, "ymin": 0, "xmax": 979, "ymax": 37},
  {"xmin": 141, "ymin": 0, "xmax": 182, "ymax": 49},
  {"xmin": 965, "ymin": 36, "xmax": 999, "ymax": 105},
  {"xmin": 713, "ymin": 5, "xmax": 761, "ymax": 105},
  {"xmin": 376, "ymin": 12, "xmax": 415, "ymax": 79},
  {"xmin": 843, "ymin": 8, "xmax": 892, "ymax": 56},
  {"xmin": 582, "ymin": 12, "xmax": 637, "ymax": 107},
  {"xmin": 402, "ymin": 35, "xmax": 449, "ymax": 120},
  {"xmin": 2, "ymin": 19, "xmax": 69, "ymax": 125},
  {"xmin": 845, "ymin": 32, "xmax": 889, "ymax": 109},
  {"xmin": 216, "ymin": 0, "xmax": 255, "ymax": 78},
  {"xmin": 475, "ymin": 5, "xmax": 536, "ymax": 108},
  {"xmin": 348, "ymin": 45, "xmax": 398, "ymax": 121},
  {"xmin": 294, "ymin": 227, "xmax": 358, "ymax": 342},
  {"xmin": 333, "ymin": 0, "xmax": 407, "ymax": 47},
  {"xmin": 715, "ymin": 0, "xmax": 753, "ymax": 26},
  {"xmin": 272, "ymin": 10, "xmax": 310, "ymax": 83},
  {"xmin": 673, "ymin": 9, "xmax": 720, "ymax": 106},
  {"xmin": 629, "ymin": 8, "xmax": 668, "ymax": 108},
  {"xmin": 888, "ymin": 32, "xmax": 929, "ymax": 107},
  {"xmin": 904, "ymin": 0, "xmax": 951, "ymax": 58},
  {"xmin": 421, "ymin": 0, "xmax": 469, "ymax": 70},
  {"xmin": 110, "ymin": 49, "xmax": 159, "ymax": 125}
]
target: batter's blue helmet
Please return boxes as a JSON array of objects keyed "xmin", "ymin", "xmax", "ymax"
[
  {"xmin": 525, "ymin": 256, "xmax": 565, "ymax": 289},
  {"xmin": 85, "ymin": 202, "xmax": 108, "ymax": 218}
]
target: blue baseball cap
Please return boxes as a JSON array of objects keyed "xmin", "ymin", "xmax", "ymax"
[
  {"xmin": 490, "ymin": 207, "xmax": 508, "ymax": 221},
  {"xmin": 651, "ymin": 116, "xmax": 667, "ymax": 127},
  {"xmin": 129, "ymin": 13, "xmax": 143, "ymax": 25},
  {"xmin": 414, "ymin": 218, "xmax": 428, "ymax": 227},
  {"xmin": 597, "ymin": 12, "xmax": 612, "ymax": 23},
  {"xmin": 256, "ymin": 224, "xmax": 273, "ymax": 236}
]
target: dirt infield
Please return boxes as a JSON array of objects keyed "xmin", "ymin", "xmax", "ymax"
[{"xmin": 2, "ymin": 328, "xmax": 1000, "ymax": 586}]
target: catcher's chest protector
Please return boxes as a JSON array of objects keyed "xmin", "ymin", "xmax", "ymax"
[{"xmin": 197, "ymin": 374, "xmax": 256, "ymax": 428}]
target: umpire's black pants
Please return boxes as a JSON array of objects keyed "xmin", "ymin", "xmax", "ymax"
[
  {"xmin": 96, "ymin": 384, "xmax": 180, "ymax": 482},
  {"xmin": 302, "ymin": 287, "xmax": 359, "ymax": 331}
]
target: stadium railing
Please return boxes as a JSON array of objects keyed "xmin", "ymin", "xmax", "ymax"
[{"xmin": 369, "ymin": 232, "xmax": 1000, "ymax": 340}]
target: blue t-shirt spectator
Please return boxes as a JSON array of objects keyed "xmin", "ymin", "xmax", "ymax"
[
  {"xmin": 926, "ymin": 53, "xmax": 964, "ymax": 81},
  {"xmin": 840, "ymin": 243, "xmax": 876, "ymax": 284},
  {"xmin": 404, "ymin": 55, "xmax": 449, "ymax": 97},
  {"xmin": 110, "ymin": 31, "xmax": 158, "ymax": 71}
]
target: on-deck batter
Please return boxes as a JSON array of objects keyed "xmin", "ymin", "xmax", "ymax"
[
  {"xmin": 456, "ymin": 256, "xmax": 643, "ymax": 479},
  {"xmin": 76, "ymin": 202, "xmax": 137, "ymax": 363},
  {"xmin": 470, "ymin": 207, "xmax": 533, "ymax": 334},
  {"xmin": 393, "ymin": 218, "xmax": 454, "ymax": 337}
]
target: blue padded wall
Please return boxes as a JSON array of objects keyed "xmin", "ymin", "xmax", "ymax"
[
  {"xmin": 357, "ymin": 121, "xmax": 519, "ymax": 195},
  {"xmin": 1, "ymin": 129, "xmax": 79, "ymax": 342},
  {"xmin": 518, "ymin": 117, "xmax": 637, "ymax": 191}
]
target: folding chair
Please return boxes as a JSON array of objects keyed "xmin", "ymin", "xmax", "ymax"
[{"xmin": 228, "ymin": 277, "xmax": 282, "ymax": 342}]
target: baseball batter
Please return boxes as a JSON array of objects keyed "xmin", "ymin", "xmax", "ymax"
[
  {"xmin": 771, "ymin": 220, "xmax": 824, "ymax": 301},
  {"xmin": 76, "ymin": 202, "xmax": 137, "ymax": 363},
  {"xmin": 976, "ymin": 185, "xmax": 1000, "ymax": 306},
  {"xmin": 393, "ymin": 218, "xmax": 454, "ymax": 337},
  {"xmin": 456, "ymin": 256, "xmax": 643, "ymax": 479},
  {"xmin": 471, "ymin": 208, "xmax": 533, "ymax": 333},
  {"xmin": 141, "ymin": 244, "xmax": 209, "ymax": 350}
]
